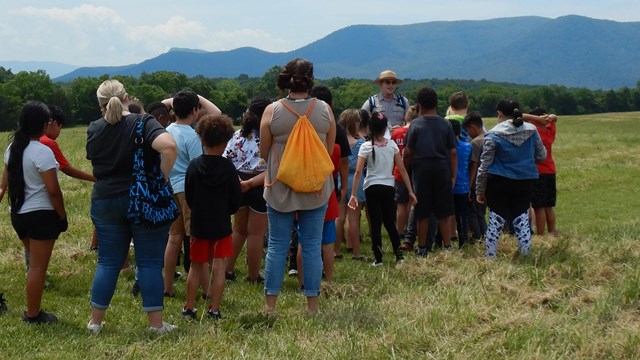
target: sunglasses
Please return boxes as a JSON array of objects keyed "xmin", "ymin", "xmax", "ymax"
[{"xmin": 382, "ymin": 80, "xmax": 397, "ymax": 85}]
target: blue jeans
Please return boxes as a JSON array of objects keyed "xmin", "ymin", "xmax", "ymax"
[
  {"xmin": 265, "ymin": 203, "xmax": 327, "ymax": 297},
  {"xmin": 90, "ymin": 195, "xmax": 169, "ymax": 312}
]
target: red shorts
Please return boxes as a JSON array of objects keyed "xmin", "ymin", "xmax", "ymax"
[{"xmin": 190, "ymin": 235, "xmax": 232, "ymax": 263}]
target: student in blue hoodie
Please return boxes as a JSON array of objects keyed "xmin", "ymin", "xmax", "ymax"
[{"xmin": 475, "ymin": 100, "xmax": 546, "ymax": 258}]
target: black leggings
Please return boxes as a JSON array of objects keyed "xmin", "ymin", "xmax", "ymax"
[
  {"xmin": 485, "ymin": 175, "xmax": 533, "ymax": 220},
  {"xmin": 365, "ymin": 184, "xmax": 400, "ymax": 262}
]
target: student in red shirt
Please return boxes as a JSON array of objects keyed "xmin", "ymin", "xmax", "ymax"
[
  {"xmin": 527, "ymin": 108, "xmax": 558, "ymax": 235},
  {"xmin": 40, "ymin": 106, "xmax": 97, "ymax": 256},
  {"xmin": 41, "ymin": 106, "xmax": 96, "ymax": 182}
]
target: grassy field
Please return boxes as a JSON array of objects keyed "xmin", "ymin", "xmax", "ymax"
[{"xmin": 1, "ymin": 112, "xmax": 639, "ymax": 359}]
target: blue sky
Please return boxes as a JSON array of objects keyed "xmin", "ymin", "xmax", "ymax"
[{"xmin": 0, "ymin": 1, "xmax": 638, "ymax": 67}]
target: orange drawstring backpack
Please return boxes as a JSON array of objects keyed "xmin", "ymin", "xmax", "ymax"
[{"xmin": 268, "ymin": 98, "xmax": 334, "ymax": 193}]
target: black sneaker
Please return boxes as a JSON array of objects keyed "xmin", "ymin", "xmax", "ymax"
[
  {"xmin": 182, "ymin": 307, "xmax": 197, "ymax": 320},
  {"xmin": 206, "ymin": 309, "xmax": 222, "ymax": 320},
  {"xmin": 0, "ymin": 293, "xmax": 8, "ymax": 313},
  {"xmin": 246, "ymin": 275, "xmax": 264, "ymax": 284},
  {"xmin": 131, "ymin": 280, "xmax": 140, "ymax": 297},
  {"xmin": 415, "ymin": 247, "xmax": 428, "ymax": 258},
  {"xmin": 23, "ymin": 310, "xmax": 58, "ymax": 324},
  {"xmin": 225, "ymin": 271, "xmax": 237, "ymax": 281},
  {"xmin": 174, "ymin": 272, "xmax": 183, "ymax": 280}
]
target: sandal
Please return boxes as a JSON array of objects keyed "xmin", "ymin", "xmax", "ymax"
[
  {"xmin": 334, "ymin": 254, "xmax": 344, "ymax": 259},
  {"xmin": 351, "ymin": 256, "xmax": 366, "ymax": 261}
]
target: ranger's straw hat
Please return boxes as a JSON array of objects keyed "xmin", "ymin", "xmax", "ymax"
[{"xmin": 374, "ymin": 70, "xmax": 403, "ymax": 84}]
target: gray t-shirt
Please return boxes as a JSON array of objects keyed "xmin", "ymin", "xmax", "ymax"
[
  {"xmin": 4, "ymin": 141, "xmax": 58, "ymax": 214},
  {"xmin": 406, "ymin": 115, "xmax": 457, "ymax": 162},
  {"xmin": 361, "ymin": 93, "xmax": 409, "ymax": 128}
]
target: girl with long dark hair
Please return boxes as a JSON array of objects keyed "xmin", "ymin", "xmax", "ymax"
[{"xmin": 1, "ymin": 101, "xmax": 67, "ymax": 324}]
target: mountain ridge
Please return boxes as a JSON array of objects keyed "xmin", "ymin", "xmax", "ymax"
[{"xmin": 15, "ymin": 15, "xmax": 640, "ymax": 89}]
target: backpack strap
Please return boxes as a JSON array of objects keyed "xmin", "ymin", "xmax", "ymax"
[
  {"xmin": 279, "ymin": 98, "xmax": 317, "ymax": 118},
  {"xmin": 395, "ymin": 93, "xmax": 407, "ymax": 110},
  {"xmin": 368, "ymin": 95, "xmax": 376, "ymax": 112}
]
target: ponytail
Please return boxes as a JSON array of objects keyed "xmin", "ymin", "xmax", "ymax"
[
  {"xmin": 96, "ymin": 79, "xmax": 127, "ymax": 125},
  {"xmin": 512, "ymin": 108, "xmax": 524, "ymax": 127},
  {"xmin": 7, "ymin": 100, "xmax": 51, "ymax": 214},
  {"xmin": 7, "ymin": 131, "xmax": 29, "ymax": 213},
  {"xmin": 104, "ymin": 96, "xmax": 125, "ymax": 125}
]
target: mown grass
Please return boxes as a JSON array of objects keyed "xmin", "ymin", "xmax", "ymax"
[{"xmin": 1, "ymin": 112, "xmax": 639, "ymax": 359}]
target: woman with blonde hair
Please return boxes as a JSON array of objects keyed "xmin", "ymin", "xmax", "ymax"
[{"xmin": 86, "ymin": 79, "xmax": 178, "ymax": 334}]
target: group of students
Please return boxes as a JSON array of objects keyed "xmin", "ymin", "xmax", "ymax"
[{"xmin": 0, "ymin": 59, "xmax": 557, "ymax": 334}]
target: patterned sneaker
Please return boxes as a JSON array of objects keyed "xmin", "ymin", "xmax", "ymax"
[
  {"xmin": 181, "ymin": 307, "xmax": 197, "ymax": 320},
  {"xmin": 206, "ymin": 309, "xmax": 222, "ymax": 320},
  {"xmin": 87, "ymin": 321, "xmax": 104, "ymax": 335},
  {"xmin": 149, "ymin": 322, "xmax": 177, "ymax": 334},
  {"xmin": 22, "ymin": 310, "xmax": 58, "ymax": 324}
]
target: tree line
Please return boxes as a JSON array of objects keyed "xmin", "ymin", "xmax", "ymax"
[{"xmin": 1, "ymin": 66, "xmax": 639, "ymax": 131}]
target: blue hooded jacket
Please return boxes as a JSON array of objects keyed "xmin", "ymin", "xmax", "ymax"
[{"xmin": 476, "ymin": 120, "xmax": 546, "ymax": 195}]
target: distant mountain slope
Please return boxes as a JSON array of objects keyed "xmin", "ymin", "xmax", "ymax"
[
  {"xmin": 55, "ymin": 16, "xmax": 640, "ymax": 89},
  {"xmin": 0, "ymin": 61, "xmax": 79, "ymax": 78}
]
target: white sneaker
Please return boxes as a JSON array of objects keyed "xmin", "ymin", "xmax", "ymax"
[
  {"xmin": 288, "ymin": 269, "xmax": 298, "ymax": 276},
  {"xmin": 149, "ymin": 322, "xmax": 177, "ymax": 334},
  {"xmin": 87, "ymin": 321, "xmax": 104, "ymax": 335},
  {"xmin": 371, "ymin": 260, "xmax": 383, "ymax": 267}
]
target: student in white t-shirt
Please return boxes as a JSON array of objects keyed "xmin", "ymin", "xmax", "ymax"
[
  {"xmin": 348, "ymin": 112, "xmax": 416, "ymax": 267},
  {"xmin": 1, "ymin": 101, "xmax": 68, "ymax": 324}
]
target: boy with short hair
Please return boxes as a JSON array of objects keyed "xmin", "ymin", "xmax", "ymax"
[
  {"xmin": 462, "ymin": 111, "xmax": 487, "ymax": 242},
  {"xmin": 41, "ymin": 106, "xmax": 96, "ymax": 182},
  {"xmin": 182, "ymin": 114, "xmax": 241, "ymax": 320},
  {"xmin": 403, "ymin": 87, "xmax": 457, "ymax": 256},
  {"xmin": 445, "ymin": 91, "xmax": 471, "ymax": 142},
  {"xmin": 162, "ymin": 90, "xmax": 221, "ymax": 296},
  {"xmin": 40, "ymin": 106, "xmax": 97, "ymax": 254}
]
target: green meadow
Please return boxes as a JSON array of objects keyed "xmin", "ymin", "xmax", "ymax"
[{"xmin": 0, "ymin": 112, "xmax": 639, "ymax": 359}]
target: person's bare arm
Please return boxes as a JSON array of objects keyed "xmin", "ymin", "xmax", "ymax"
[
  {"xmin": 41, "ymin": 169, "xmax": 66, "ymax": 219},
  {"xmin": 198, "ymin": 95, "xmax": 222, "ymax": 117},
  {"xmin": 403, "ymin": 147, "xmax": 413, "ymax": 176},
  {"xmin": 151, "ymin": 133, "xmax": 178, "ymax": 180},
  {"xmin": 259, "ymin": 104, "xmax": 274, "ymax": 160},
  {"xmin": 61, "ymin": 165, "xmax": 96, "ymax": 182}
]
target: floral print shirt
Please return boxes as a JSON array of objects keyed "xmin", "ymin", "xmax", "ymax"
[{"xmin": 223, "ymin": 129, "xmax": 266, "ymax": 173}]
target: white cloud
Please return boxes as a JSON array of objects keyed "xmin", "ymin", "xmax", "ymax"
[{"xmin": 0, "ymin": 5, "xmax": 291, "ymax": 66}]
